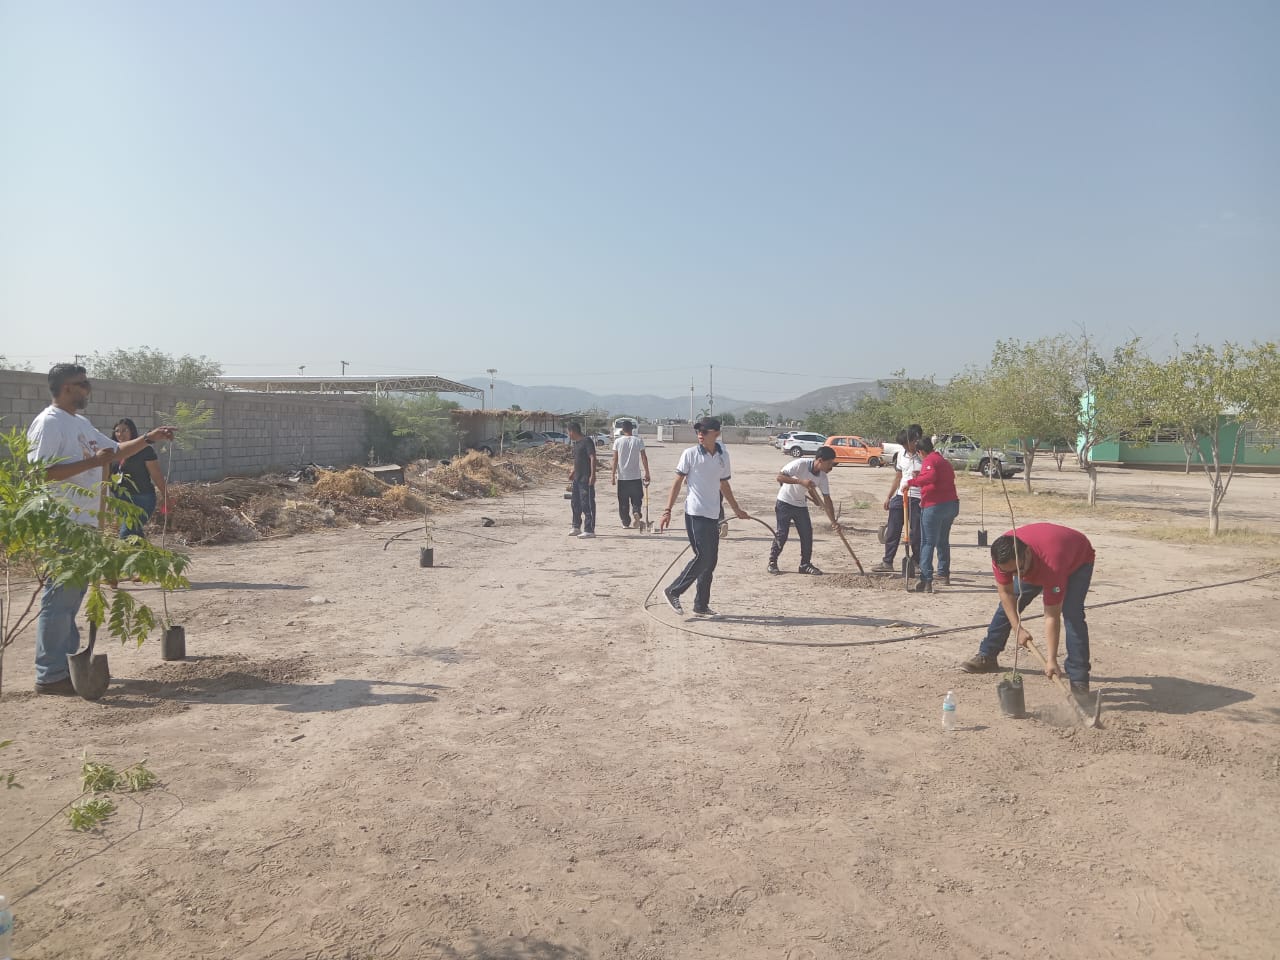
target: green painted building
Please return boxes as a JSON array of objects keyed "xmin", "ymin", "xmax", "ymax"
[{"xmin": 1088, "ymin": 418, "xmax": 1280, "ymax": 470}]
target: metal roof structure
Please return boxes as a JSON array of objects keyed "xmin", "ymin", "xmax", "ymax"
[{"xmin": 213, "ymin": 375, "xmax": 485, "ymax": 402}]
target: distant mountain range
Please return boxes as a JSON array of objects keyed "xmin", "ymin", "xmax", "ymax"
[{"xmin": 454, "ymin": 377, "xmax": 885, "ymax": 422}]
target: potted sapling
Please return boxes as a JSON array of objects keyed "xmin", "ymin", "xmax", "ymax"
[
  {"xmin": 154, "ymin": 400, "xmax": 216, "ymax": 660},
  {"xmin": 0, "ymin": 429, "xmax": 190, "ymax": 701},
  {"xmin": 419, "ymin": 518, "xmax": 435, "ymax": 568}
]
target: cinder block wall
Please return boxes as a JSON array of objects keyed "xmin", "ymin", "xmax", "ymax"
[{"xmin": 0, "ymin": 370, "xmax": 368, "ymax": 482}]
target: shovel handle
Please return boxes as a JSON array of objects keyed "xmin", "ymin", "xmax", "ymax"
[
  {"xmin": 1024, "ymin": 637, "xmax": 1095, "ymax": 726},
  {"xmin": 833, "ymin": 524, "xmax": 866, "ymax": 576}
]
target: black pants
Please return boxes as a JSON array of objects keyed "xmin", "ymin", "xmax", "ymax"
[
  {"xmin": 667, "ymin": 514, "xmax": 720, "ymax": 610},
  {"xmin": 770, "ymin": 501, "xmax": 813, "ymax": 566},
  {"xmin": 882, "ymin": 495, "xmax": 921, "ymax": 564},
  {"xmin": 617, "ymin": 479, "xmax": 644, "ymax": 526},
  {"xmin": 571, "ymin": 479, "xmax": 596, "ymax": 533}
]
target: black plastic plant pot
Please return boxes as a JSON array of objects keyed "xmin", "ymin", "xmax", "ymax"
[
  {"xmin": 161, "ymin": 625, "xmax": 186, "ymax": 661},
  {"xmin": 977, "ymin": 529, "xmax": 989, "ymax": 547},
  {"xmin": 420, "ymin": 547, "xmax": 434, "ymax": 568},
  {"xmin": 997, "ymin": 677, "xmax": 1026, "ymax": 718}
]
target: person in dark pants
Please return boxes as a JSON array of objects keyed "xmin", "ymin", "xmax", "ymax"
[
  {"xmin": 111, "ymin": 418, "xmax": 167, "ymax": 539},
  {"xmin": 566, "ymin": 421, "xmax": 597, "ymax": 539},
  {"xmin": 610, "ymin": 419, "xmax": 650, "ymax": 528},
  {"xmin": 960, "ymin": 523, "xmax": 1096, "ymax": 701},
  {"xmin": 659, "ymin": 418, "xmax": 749, "ymax": 617},
  {"xmin": 874, "ymin": 426, "xmax": 922, "ymax": 573},
  {"xmin": 767, "ymin": 446, "xmax": 841, "ymax": 575}
]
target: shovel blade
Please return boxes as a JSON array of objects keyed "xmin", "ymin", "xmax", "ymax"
[{"xmin": 67, "ymin": 651, "xmax": 110, "ymax": 701}]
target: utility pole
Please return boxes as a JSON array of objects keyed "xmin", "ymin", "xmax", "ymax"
[
  {"xmin": 690, "ymin": 378, "xmax": 695, "ymax": 424},
  {"xmin": 340, "ymin": 360, "xmax": 349, "ymax": 376},
  {"xmin": 486, "ymin": 367, "xmax": 498, "ymax": 411},
  {"xmin": 708, "ymin": 364, "xmax": 714, "ymax": 417}
]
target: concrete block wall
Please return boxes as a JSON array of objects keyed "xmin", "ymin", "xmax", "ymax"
[{"xmin": 0, "ymin": 369, "xmax": 368, "ymax": 482}]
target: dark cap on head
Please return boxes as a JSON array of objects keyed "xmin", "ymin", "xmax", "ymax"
[{"xmin": 694, "ymin": 417, "xmax": 721, "ymax": 432}]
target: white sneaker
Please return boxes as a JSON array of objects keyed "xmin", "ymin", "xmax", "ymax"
[
  {"xmin": 568, "ymin": 527, "xmax": 581, "ymax": 536},
  {"xmin": 577, "ymin": 531, "xmax": 596, "ymax": 539}
]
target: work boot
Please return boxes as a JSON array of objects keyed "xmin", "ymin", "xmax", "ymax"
[
  {"xmin": 798, "ymin": 563, "xmax": 823, "ymax": 575},
  {"xmin": 960, "ymin": 653, "xmax": 1001, "ymax": 674},
  {"xmin": 872, "ymin": 561, "xmax": 894, "ymax": 573},
  {"xmin": 1070, "ymin": 681, "xmax": 1094, "ymax": 710},
  {"xmin": 568, "ymin": 527, "xmax": 581, "ymax": 536},
  {"xmin": 766, "ymin": 560, "xmax": 780, "ymax": 574},
  {"xmin": 35, "ymin": 677, "xmax": 77, "ymax": 696},
  {"xmin": 941, "ymin": 574, "xmax": 951, "ymax": 586},
  {"xmin": 912, "ymin": 579, "xmax": 933, "ymax": 593}
]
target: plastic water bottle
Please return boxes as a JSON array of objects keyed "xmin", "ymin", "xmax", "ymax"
[
  {"xmin": 0, "ymin": 893, "xmax": 13, "ymax": 960},
  {"xmin": 942, "ymin": 691, "xmax": 957, "ymax": 732}
]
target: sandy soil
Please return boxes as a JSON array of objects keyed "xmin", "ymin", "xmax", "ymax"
[{"xmin": 2, "ymin": 443, "xmax": 1278, "ymax": 960}]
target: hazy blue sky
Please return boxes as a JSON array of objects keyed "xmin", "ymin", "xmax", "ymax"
[{"xmin": 2, "ymin": 1, "xmax": 1276, "ymax": 403}]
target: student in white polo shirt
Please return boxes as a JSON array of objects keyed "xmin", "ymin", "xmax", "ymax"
[
  {"xmin": 658, "ymin": 418, "xmax": 750, "ymax": 617},
  {"xmin": 768, "ymin": 445, "xmax": 841, "ymax": 575}
]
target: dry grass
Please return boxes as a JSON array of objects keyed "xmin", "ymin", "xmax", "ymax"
[
  {"xmin": 314, "ymin": 467, "xmax": 388, "ymax": 499},
  {"xmin": 162, "ymin": 486, "xmax": 255, "ymax": 546},
  {"xmin": 1132, "ymin": 525, "xmax": 1280, "ymax": 548},
  {"xmin": 955, "ymin": 476, "xmax": 1153, "ymax": 523},
  {"xmin": 382, "ymin": 484, "xmax": 428, "ymax": 514}
]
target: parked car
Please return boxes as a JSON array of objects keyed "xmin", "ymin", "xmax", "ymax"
[
  {"xmin": 824, "ymin": 436, "xmax": 885, "ymax": 467},
  {"xmin": 773, "ymin": 431, "xmax": 799, "ymax": 450},
  {"xmin": 780, "ymin": 432, "xmax": 828, "ymax": 456},
  {"xmin": 881, "ymin": 441, "xmax": 905, "ymax": 467},
  {"xmin": 541, "ymin": 430, "xmax": 570, "ymax": 445},
  {"xmin": 474, "ymin": 430, "xmax": 552, "ymax": 455},
  {"xmin": 591, "ymin": 432, "xmax": 611, "ymax": 447},
  {"xmin": 934, "ymin": 434, "xmax": 1024, "ymax": 478}
]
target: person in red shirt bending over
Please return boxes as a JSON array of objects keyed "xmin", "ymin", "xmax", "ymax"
[
  {"xmin": 959, "ymin": 523, "xmax": 1096, "ymax": 700},
  {"xmin": 906, "ymin": 436, "xmax": 959, "ymax": 593}
]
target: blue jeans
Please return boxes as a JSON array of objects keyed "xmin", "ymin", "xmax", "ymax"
[
  {"xmin": 118, "ymin": 490, "xmax": 157, "ymax": 539},
  {"xmin": 918, "ymin": 499, "xmax": 959, "ymax": 583},
  {"xmin": 882, "ymin": 495, "xmax": 921, "ymax": 564},
  {"xmin": 979, "ymin": 563, "xmax": 1095, "ymax": 685},
  {"xmin": 35, "ymin": 580, "xmax": 89, "ymax": 684},
  {"xmin": 571, "ymin": 479, "xmax": 596, "ymax": 533},
  {"xmin": 668, "ymin": 514, "xmax": 721, "ymax": 611}
]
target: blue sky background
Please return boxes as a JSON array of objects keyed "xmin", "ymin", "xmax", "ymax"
[{"xmin": 2, "ymin": 1, "xmax": 1276, "ymax": 403}]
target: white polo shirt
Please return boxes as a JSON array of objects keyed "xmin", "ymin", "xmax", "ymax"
[
  {"xmin": 776, "ymin": 457, "xmax": 830, "ymax": 508},
  {"xmin": 27, "ymin": 405, "xmax": 118, "ymax": 526},
  {"xmin": 675, "ymin": 441, "xmax": 731, "ymax": 520},
  {"xmin": 898, "ymin": 450, "xmax": 923, "ymax": 500}
]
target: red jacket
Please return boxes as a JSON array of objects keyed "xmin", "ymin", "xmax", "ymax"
[{"xmin": 908, "ymin": 451, "xmax": 958, "ymax": 508}]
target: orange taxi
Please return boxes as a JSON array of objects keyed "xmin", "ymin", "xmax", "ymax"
[{"xmin": 824, "ymin": 436, "xmax": 886, "ymax": 467}]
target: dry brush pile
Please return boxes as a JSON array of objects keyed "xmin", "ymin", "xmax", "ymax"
[{"xmin": 156, "ymin": 445, "xmax": 572, "ymax": 546}]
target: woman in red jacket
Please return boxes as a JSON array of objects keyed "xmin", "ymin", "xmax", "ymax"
[{"xmin": 907, "ymin": 436, "xmax": 959, "ymax": 593}]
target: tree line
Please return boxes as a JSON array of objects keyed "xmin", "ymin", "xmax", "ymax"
[{"xmin": 801, "ymin": 333, "xmax": 1279, "ymax": 535}]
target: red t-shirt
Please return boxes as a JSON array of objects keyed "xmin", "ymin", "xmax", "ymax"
[
  {"xmin": 992, "ymin": 523, "xmax": 1095, "ymax": 608},
  {"xmin": 908, "ymin": 451, "xmax": 958, "ymax": 507}
]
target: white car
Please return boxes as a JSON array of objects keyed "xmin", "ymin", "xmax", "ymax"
[
  {"xmin": 780, "ymin": 432, "xmax": 828, "ymax": 456},
  {"xmin": 773, "ymin": 431, "xmax": 799, "ymax": 450}
]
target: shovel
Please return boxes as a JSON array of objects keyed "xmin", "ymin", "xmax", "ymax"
[
  {"xmin": 1024, "ymin": 637, "xmax": 1101, "ymax": 728},
  {"xmin": 977, "ymin": 486, "xmax": 988, "ymax": 546},
  {"xmin": 67, "ymin": 620, "xmax": 110, "ymax": 701}
]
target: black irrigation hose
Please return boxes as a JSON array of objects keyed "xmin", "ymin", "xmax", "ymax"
[{"xmin": 641, "ymin": 515, "xmax": 1280, "ymax": 648}]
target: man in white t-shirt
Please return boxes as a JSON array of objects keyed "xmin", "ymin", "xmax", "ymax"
[
  {"xmin": 875, "ymin": 425, "xmax": 923, "ymax": 575},
  {"xmin": 659, "ymin": 418, "xmax": 750, "ymax": 617},
  {"xmin": 768, "ymin": 446, "xmax": 841, "ymax": 575},
  {"xmin": 609, "ymin": 419, "xmax": 650, "ymax": 529},
  {"xmin": 26, "ymin": 363, "xmax": 176, "ymax": 694}
]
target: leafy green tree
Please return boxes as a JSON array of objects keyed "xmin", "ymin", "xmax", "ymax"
[
  {"xmin": 804, "ymin": 409, "xmax": 841, "ymax": 435},
  {"xmin": 1, "ymin": 354, "xmax": 34, "ymax": 372},
  {"xmin": 0, "ymin": 429, "xmax": 190, "ymax": 699},
  {"xmin": 979, "ymin": 337, "xmax": 1080, "ymax": 491},
  {"xmin": 717, "ymin": 411, "xmax": 737, "ymax": 426},
  {"xmin": 741, "ymin": 410, "xmax": 770, "ymax": 427},
  {"xmin": 364, "ymin": 394, "xmax": 462, "ymax": 463},
  {"xmin": 1071, "ymin": 333, "xmax": 1149, "ymax": 505},
  {"xmin": 1136, "ymin": 340, "xmax": 1280, "ymax": 534},
  {"xmin": 87, "ymin": 347, "xmax": 223, "ymax": 387}
]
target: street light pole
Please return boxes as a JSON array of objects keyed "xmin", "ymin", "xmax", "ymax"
[
  {"xmin": 486, "ymin": 368, "xmax": 498, "ymax": 411},
  {"xmin": 340, "ymin": 360, "xmax": 349, "ymax": 376}
]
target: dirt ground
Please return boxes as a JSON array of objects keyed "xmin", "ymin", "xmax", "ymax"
[{"xmin": 2, "ymin": 442, "xmax": 1278, "ymax": 960}]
